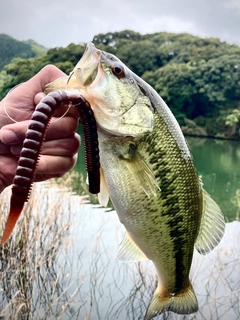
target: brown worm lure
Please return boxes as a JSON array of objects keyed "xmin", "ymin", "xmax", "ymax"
[{"xmin": 1, "ymin": 90, "xmax": 100, "ymax": 244}]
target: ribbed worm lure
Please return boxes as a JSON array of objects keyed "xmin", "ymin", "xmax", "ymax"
[{"xmin": 1, "ymin": 90, "xmax": 100, "ymax": 244}]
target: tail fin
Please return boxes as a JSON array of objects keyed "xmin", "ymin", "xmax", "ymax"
[{"xmin": 144, "ymin": 283, "xmax": 198, "ymax": 320}]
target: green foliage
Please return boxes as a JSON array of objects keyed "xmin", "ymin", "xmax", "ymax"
[
  {"xmin": 142, "ymin": 46, "xmax": 240, "ymax": 123},
  {"xmin": 23, "ymin": 38, "xmax": 47, "ymax": 56},
  {"xmin": 116, "ymin": 40, "xmax": 160, "ymax": 76},
  {"xmin": 143, "ymin": 63, "xmax": 199, "ymax": 117},
  {"xmin": 93, "ymin": 30, "xmax": 143, "ymax": 47},
  {"xmin": 0, "ymin": 70, "xmax": 11, "ymax": 91},
  {"xmin": 225, "ymin": 109, "xmax": 240, "ymax": 126}
]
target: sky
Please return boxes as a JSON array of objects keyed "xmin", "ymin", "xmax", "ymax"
[{"xmin": 0, "ymin": 0, "xmax": 240, "ymax": 48}]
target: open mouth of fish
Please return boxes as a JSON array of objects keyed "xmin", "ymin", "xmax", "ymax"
[
  {"xmin": 44, "ymin": 42, "xmax": 102, "ymax": 94},
  {"xmin": 71, "ymin": 42, "xmax": 101, "ymax": 86}
]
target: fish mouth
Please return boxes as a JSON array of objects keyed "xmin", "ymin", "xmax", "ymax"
[
  {"xmin": 72, "ymin": 42, "xmax": 101, "ymax": 86},
  {"xmin": 44, "ymin": 43, "xmax": 101, "ymax": 94}
]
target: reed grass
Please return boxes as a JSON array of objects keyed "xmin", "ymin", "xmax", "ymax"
[{"xmin": 0, "ymin": 177, "xmax": 85, "ymax": 319}]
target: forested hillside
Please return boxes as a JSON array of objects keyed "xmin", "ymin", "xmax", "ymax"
[
  {"xmin": 0, "ymin": 34, "xmax": 47, "ymax": 96},
  {"xmin": 0, "ymin": 34, "xmax": 46, "ymax": 71},
  {"xmin": 0, "ymin": 30, "xmax": 240, "ymax": 139}
]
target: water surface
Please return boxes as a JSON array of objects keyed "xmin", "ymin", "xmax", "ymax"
[{"xmin": 187, "ymin": 137, "xmax": 240, "ymax": 221}]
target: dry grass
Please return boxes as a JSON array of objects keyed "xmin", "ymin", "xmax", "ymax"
[
  {"xmin": 0, "ymin": 171, "xmax": 240, "ymax": 319},
  {"xmin": 0, "ymin": 177, "xmax": 86, "ymax": 319}
]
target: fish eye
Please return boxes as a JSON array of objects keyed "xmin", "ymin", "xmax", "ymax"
[{"xmin": 111, "ymin": 64, "xmax": 125, "ymax": 78}]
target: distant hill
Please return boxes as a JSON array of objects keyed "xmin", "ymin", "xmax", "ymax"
[{"xmin": 0, "ymin": 34, "xmax": 47, "ymax": 71}]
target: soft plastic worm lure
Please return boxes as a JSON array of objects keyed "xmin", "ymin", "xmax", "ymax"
[{"xmin": 1, "ymin": 90, "xmax": 100, "ymax": 244}]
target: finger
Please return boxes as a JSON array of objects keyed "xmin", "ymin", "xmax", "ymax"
[
  {"xmin": 0, "ymin": 116, "xmax": 78, "ymax": 145},
  {"xmin": 46, "ymin": 116, "xmax": 79, "ymax": 140},
  {"xmin": 29, "ymin": 65, "xmax": 66, "ymax": 93},
  {"xmin": 0, "ymin": 153, "xmax": 78, "ymax": 188},
  {"xmin": 34, "ymin": 154, "xmax": 78, "ymax": 181},
  {"xmin": 34, "ymin": 92, "xmax": 79, "ymax": 119},
  {"xmin": 0, "ymin": 65, "xmax": 67, "ymax": 124},
  {"xmin": 0, "ymin": 141, "xmax": 11, "ymax": 155},
  {"xmin": 34, "ymin": 92, "xmax": 45, "ymax": 105},
  {"xmin": 0, "ymin": 155, "xmax": 19, "ymax": 189},
  {"xmin": 41, "ymin": 134, "xmax": 80, "ymax": 156},
  {"xmin": 10, "ymin": 134, "xmax": 80, "ymax": 157},
  {"xmin": 33, "ymin": 66, "xmax": 79, "ymax": 118}
]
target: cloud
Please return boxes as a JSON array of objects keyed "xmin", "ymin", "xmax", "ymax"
[{"xmin": 0, "ymin": 0, "xmax": 239, "ymax": 47}]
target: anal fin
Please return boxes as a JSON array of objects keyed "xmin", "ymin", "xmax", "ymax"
[{"xmin": 115, "ymin": 232, "xmax": 148, "ymax": 262}]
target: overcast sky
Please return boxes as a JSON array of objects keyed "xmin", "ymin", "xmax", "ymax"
[{"xmin": 0, "ymin": 0, "xmax": 240, "ymax": 48}]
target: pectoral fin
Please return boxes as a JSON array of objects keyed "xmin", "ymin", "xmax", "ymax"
[
  {"xmin": 115, "ymin": 232, "xmax": 148, "ymax": 262},
  {"xmin": 124, "ymin": 145, "xmax": 160, "ymax": 198},
  {"xmin": 195, "ymin": 189, "xmax": 225, "ymax": 255}
]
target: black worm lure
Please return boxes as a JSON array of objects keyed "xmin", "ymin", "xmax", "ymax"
[{"xmin": 2, "ymin": 90, "xmax": 100, "ymax": 244}]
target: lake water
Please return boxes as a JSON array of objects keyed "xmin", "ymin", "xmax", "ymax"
[
  {"xmin": 1, "ymin": 136, "xmax": 240, "ymax": 320},
  {"xmin": 187, "ymin": 136, "xmax": 240, "ymax": 222}
]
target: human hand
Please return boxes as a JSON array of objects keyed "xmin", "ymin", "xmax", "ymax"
[{"xmin": 0, "ymin": 65, "xmax": 80, "ymax": 193}]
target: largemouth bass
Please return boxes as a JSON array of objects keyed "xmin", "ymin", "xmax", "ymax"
[{"xmin": 45, "ymin": 43, "xmax": 225, "ymax": 319}]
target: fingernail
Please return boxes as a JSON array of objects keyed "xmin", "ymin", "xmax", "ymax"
[
  {"xmin": 0, "ymin": 130, "xmax": 18, "ymax": 144},
  {"xmin": 11, "ymin": 145, "xmax": 22, "ymax": 156}
]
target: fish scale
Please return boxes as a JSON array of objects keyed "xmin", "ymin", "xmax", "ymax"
[{"xmin": 140, "ymin": 117, "xmax": 199, "ymax": 291}]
